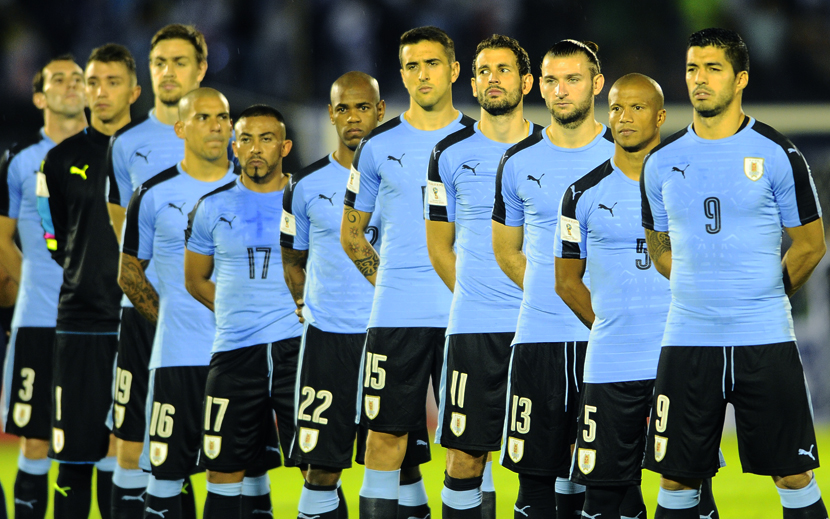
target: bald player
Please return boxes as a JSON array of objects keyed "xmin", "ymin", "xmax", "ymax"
[{"xmin": 118, "ymin": 87, "xmax": 238, "ymax": 519}]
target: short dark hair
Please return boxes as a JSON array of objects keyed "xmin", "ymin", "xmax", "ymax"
[
  {"xmin": 399, "ymin": 26, "xmax": 455, "ymax": 65},
  {"xmin": 237, "ymin": 104, "xmax": 286, "ymax": 130},
  {"xmin": 32, "ymin": 53, "xmax": 76, "ymax": 94},
  {"xmin": 688, "ymin": 27, "xmax": 749, "ymax": 74},
  {"xmin": 473, "ymin": 34, "xmax": 531, "ymax": 77},
  {"xmin": 542, "ymin": 40, "xmax": 601, "ymax": 78},
  {"xmin": 87, "ymin": 44, "xmax": 137, "ymax": 80},
  {"xmin": 150, "ymin": 24, "xmax": 208, "ymax": 64}
]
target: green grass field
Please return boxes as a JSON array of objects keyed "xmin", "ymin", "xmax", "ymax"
[{"xmin": 1, "ymin": 427, "xmax": 828, "ymax": 518}]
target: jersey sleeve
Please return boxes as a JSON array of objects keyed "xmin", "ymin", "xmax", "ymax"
[
  {"xmin": 0, "ymin": 150, "xmax": 22, "ymax": 219},
  {"xmin": 185, "ymin": 198, "xmax": 215, "ymax": 256},
  {"xmin": 122, "ymin": 185, "xmax": 156, "ymax": 260},
  {"xmin": 555, "ymin": 184, "xmax": 588, "ymax": 259},
  {"xmin": 425, "ymin": 147, "xmax": 455, "ymax": 222},
  {"xmin": 107, "ymin": 136, "xmax": 133, "ymax": 207},
  {"xmin": 344, "ymin": 139, "xmax": 380, "ymax": 213},
  {"xmin": 280, "ymin": 179, "xmax": 309, "ymax": 251},
  {"xmin": 37, "ymin": 153, "xmax": 66, "ymax": 264},
  {"xmin": 770, "ymin": 145, "xmax": 822, "ymax": 228},
  {"xmin": 641, "ymin": 154, "xmax": 667, "ymax": 232},
  {"xmin": 492, "ymin": 154, "xmax": 524, "ymax": 226}
]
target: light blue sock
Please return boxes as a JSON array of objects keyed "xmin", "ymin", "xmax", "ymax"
[
  {"xmin": 242, "ymin": 474, "xmax": 270, "ymax": 496},
  {"xmin": 17, "ymin": 452, "xmax": 51, "ymax": 475},
  {"xmin": 112, "ymin": 466, "xmax": 148, "ymax": 489},
  {"xmin": 656, "ymin": 488, "xmax": 700, "ymax": 509},
  {"xmin": 299, "ymin": 483, "xmax": 339, "ymax": 514},
  {"xmin": 441, "ymin": 486, "xmax": 481, "ymax": 510},
  {"xmin": 360, "ymin": 468, "xmax": 400, "ymax": 500},
  {"xmin": 206, "ymin": 481, "xmax": 243, "ymax": 497},
  {"xmin": 95, "ymin": 456, "xmax": 117, "ymax": 472},
  {"xmin": 555, "ymin": 477, "xmax": 585, "ymax": 494},
  {"xmin": 399, "ymin": 476, "xmax": 428, "ymax": 506},
  {"xmin": 481, "ymin": 461, "xmax": 495, "ymax": 493},
  {"xmin": 779, "ymin": 478, "xmax": 822, "ymax": 509},
  {"xmin": 147, "ymin": 475, "xmax": 184, "ymax": 498}
]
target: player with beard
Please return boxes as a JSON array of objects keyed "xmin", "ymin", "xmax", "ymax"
[
  {"xmin": 641, "ymin": 28, "xmax": 826, "ymax": 519},
  {"xmin": 185, "ymin": 105, "xmax": 301, "ymax": 519},
  {"xmin": 37, "ymin": 44, "xmax": 140, "ymax": 519},
  {"xmin": 491, "ymin": 40, "xmax": 614, "ymax": 519},
  {"xmin": 104, "ymin": 25, "xmax": 208, "ymax": 519},
  {"xmin": 424, "ymin": 34, "xmax": 537, "ymax": 519},
  {"xmin": 0, "ymin": 55, "xmax": 86, "ymax": 519}
]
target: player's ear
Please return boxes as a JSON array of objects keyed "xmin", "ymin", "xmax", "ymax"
[
  {"xmin": 470, "ymin": 77, "xmax": 477, "ymax": 98},
  {"xmin": 174, "ymin": 120, "xmax": 185, "ymax": 139},
  {"xmin": 328, "ymin": 104, "xmax": 335, "ymax": 125},
  {"xmin": 521, "ymin": 73, "xmax": 534, "ymax": 96},
  {"xmin": 129, "ymin": 84, "xmax": 141, "ymax": 105},
  {"xmin": 197, "ymin": 59, "xmax": 208, "ymax": 83},
  {"xmin": 33, "ymin": 92, "xmax": 47, "ymax": 111},
  {"xmin": 231, "ymin": 140, "xmax": 239, "ymax": 158},
  {"xmin": 656, "ymin": 108, "xmax": 667, "ymax": 128},
  {"xmin": 376, "ymin": 100, "xmax": 386, "ymax": 122},
  {"xmin": 450, "ymin": 60, "xmax": 460, "ymax": 83},
  {"xmin": 736, "ymin": 70, "xmax": 749, "ymax": 92},
  {"xmin": 281, "ymin": 139, "xmax": 293, "ymax": 158},
  {"xmin": 593, "ymin": 73, "xmax": 605, "ymax": 96}
]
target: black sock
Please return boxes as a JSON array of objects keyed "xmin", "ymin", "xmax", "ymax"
[
  {"xmin": 784, "ymin": 497, "xmax": 829, "ymax": 519},
  {"xmin": 337, "ymin": 485, "xmax": 348, "ymax": 519},
  {"xmin": 555, "ymin": 488, "xmax": 584, "ymax": 519},
  {"xmin": 619, "ymin": 485, "xmax": 647, "ymax": 519},
  {"xmin": 204, "ymin": 492, "xmax": 241, "ymax": 519},
  {"xmin": 14, "ymin": 470, "xmax": 48, "ymax": 519},
  {"xmin": 111, "ymin": 483, "xmax": 146, "ymax": 519},
  {"xmin": 654, "ymin": 505, "xmax": 698, "ymax": 519},
  {"xmin": 441, "ymin": 473, "xmax": 482, "ymax": 519},
  {"xmin": 515, "ymin": 474, "xmax": 557, "ymax": 518},
  {"xmin": 180, "ymin": 477, "xmax": 197, "ymax": 519},
  {"xmin": 145, "ymin": 494, "xmax": 182, "ymax": 519},
  {"xmin": 54, "ymin": 463, "xmax": 94, "ymax": 519},
  {"xmin": 582, "ymin": 485, "xmax": 628, "ymax": 518},
  {"xmin": 360, "ymin": 496, "xmax": 398, "ymax": 519},
  {"xmin": 481, "ymin": 490, "xmax": 496, "ymax": 519},
  {"xmin": 241, "ymin": 492, "xmax": 272, "ymax": 518},
  {"xmin": 97, "ymin": 469, "xmax": 114, "ymax": 519},
  {"xmin": 698, "ymin": 478, "xmax": 718, "ymax": 519}
]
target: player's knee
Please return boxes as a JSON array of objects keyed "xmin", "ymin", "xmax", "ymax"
[
  {"xmin": 21, "ymin": 437, "xmax": 50, "ymax": 459},
  {"xmin": 774, "ymin": 471, "xmax": 813, "ymax": 490},
  {"xmin": 400, "ymin": 465, "xmax": 422, "ymax": 483},
  {"xmin": 306, "ymin": 466, "xmax": 342, "ymax": 486},
  {"xmin": 659, "ymin": 476, "xmax": 700, "ymax": 491},
  {"xmin": 206, "ymin": 469, "xmax": 245, "ymax": 484},
  {"xmin": 116, "ymin": 439, "xmax": 143, "ymax": 469},
  {"xmin": 446, "ymin": 448, "xmax": 486, "ymax": 479}
]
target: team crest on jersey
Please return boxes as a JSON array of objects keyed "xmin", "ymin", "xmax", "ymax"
[
  {"xmin": 280, "ymin": 210, "xmax": 296, "ymax": 236},
  {"xmin": 364, "ymin": 395, "xmax": 380, "ymax": 420},
  {"xmin": 299, "ymin": 427, "xmax": 319, "ymax": 453},
  {"xmin": 744, "ymin": 157, "xmax": 764, "ymax": 181},
  {"xmin": 52, "ymin": 428, "xmax": 65, "ymax": 453},
  {"xmin": 578, "ymin": 448, "xmax": 596, "ymax": 474},
  {"xmin": 347, "ymin": 166, "xmax": 361, "ymax": 193},
  {"xmin": 450, "ymin": 412, "xmax": 466, "ymax": 437},
  {"xmin": 427, "ymin": 180, "xmax": 447, "ymax": 206},
  {"xmin": 13, "ymin": 403, "xmax": 31, "ymax": 428},
  {"xmin": 204, "ymin": 435, "xmax": 222, "ymax": 459},
  {"xmin": 654, "ymin": 435, "xmax": 668, "ymax": 462},
  {"xmin": 507, "ymin": 437, "xmax": 524, "ymax": 463},
  {"xmin": 560, "ymin": 215, "xmax": 581, "ymax": 243},
  {"xmin": 150, "ymin": 441, "xmax": 168, "ymax": 466},
  {"xmin": 113, "ymin": 404, "xmax": 125, "ymax": 429}
]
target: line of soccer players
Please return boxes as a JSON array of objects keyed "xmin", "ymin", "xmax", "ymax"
[{"xmin": 0, "ymin": 20, "xmax": 826, "ymax": 519}]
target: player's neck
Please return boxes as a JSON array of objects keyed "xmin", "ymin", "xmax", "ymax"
[
  {"xmin": 692, "ymin": 101, "xmax": 746, "ymax": 140},
  {"xmin": 241, "ymin": 170, "xmax": 290, "ymax": 193},
  {"xmin": 404, "ymin": 95, "xmax": 458, "ymax": 131},
  {"xmin": 153, "ymin": 100, "xmax": 179, "ymax": 126},
  {"xmin": 613, "ymin": 138, "xmax": 658, "ymax": 182},
  {"xmin": 180, "ymin": 153, "xmax": 230, "ymax": 183},
  {"xmin": 332, "ymin": 144, "xmax": 355, "ymax": 170},
  {"xmin": 479, "ymin": 104, "xmax": 529, "ymax": 144},
  {"xmin": 90, "ymin": 111, "xmax": 131, "ymax": 137},
  {"xmin": 42, "ymin": 111, "xmax": 87, "ymax": 145},
  {"xmin": 546, "ymin": 114, "xmax": 602, "ymax": 149}
]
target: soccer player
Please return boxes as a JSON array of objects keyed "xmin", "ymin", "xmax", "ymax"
[
  {"xmin": 425, "ymin": 34, "xmax": 536, "ymax": 519},
  {"xmin": 641, "ymin": 28, "xmax": 827, "ymax": 519},
  {"xmin": 341, "ymin": 26, "xmax": 474, "ymax": 519},
  {"xmin": 491, "ymin": 40, "xmax": 613, "ymax": 519},
  {"xmin": 105, "ymin": 25, "xmax": 208, "ymax": 516},
  {"xmin": 185, "ymin": 104, "xmax": 301, "ymax": 519},
  {"xmin": 118, "ymin": 87, "xmax": 237, "ymax": 519},
  {"xmin": 0, "ymin": 55, "xmax": 86, "ymax": 519},
  {"xmin": 36, "ymin": 43, "xmax": 140, "ymax": 519}
]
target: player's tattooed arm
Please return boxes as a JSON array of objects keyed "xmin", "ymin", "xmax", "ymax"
[
  {"xmin": 184, "ymin": 249, "xmax": 216, "ymax": 312},
  {"xmin": 340, "ymin": 206, "xmax": 379, "ymax": 286},
  {"xmin": 492, "ymin": 221, "xmax": 526, "ymax": 289},
  {"xmin": 645, "ymin": 229, "xmax": 672, "ymax": 279},
  {"xmin": 782, "ymin": 218, "xmax": 826, "ymax": 297},
  {"xmin": 426, "ymin": 220, "xmax": 456, "ymax": 291},
  {"xmin": 118, "ymin": 253, "xmax": 159, "ymax": 324},
  {"xmin": 555, "ymin": 257, "xmax": 594, "ymax": 329},
  {"xmin": 280, "ymin": 247, "xmax": 308, "ymax": 323}
]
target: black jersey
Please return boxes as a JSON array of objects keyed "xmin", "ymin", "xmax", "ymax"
[{"xmin": 38, "ymin": 127, "xmax": 121, "ymax": 332}]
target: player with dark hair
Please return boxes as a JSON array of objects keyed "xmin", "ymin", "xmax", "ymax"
[
  {"xmin": 341, "ymin": 25, "xmax": 475, "ymax": 519},
  {"xmin": 425, "ymin": 34, "xmax": 536, "ymax": 519},
  {"xmin": 185, "ymin": 104, "xmax": 301, "ymax": 519},
  {"xmin": 491, "ymin": 39, "xmax": 613, "ymax": 519},
  {"xmin": 104, "ymin": 25, "xmax": 208, "ymax": 517},
  {"xmin": 0, "ymin": 54, "xmax": 86, "ymax": 519},
  {"xmin": 36, "ymin": 43, "xmax": 140, "ymax": 519},
  {"xmin": 641, "ymin": 28, "xmax": 827, "ymax": 519}
]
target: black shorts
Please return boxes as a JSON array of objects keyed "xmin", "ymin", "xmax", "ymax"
[
  {"xmin": 112, "ymin": 308, "xmax": 154, "ymax": 442},
  {"xmin": 291, "ymin": 324, "xmax": 432, "ymax": 469},
  {"xmin": 570, "ymin": 380, "xmax": 653, "ymax": 486},
  {"xmin": 357, "ymin": 327, "xmax": 445, "ymax": 432},
  {"xmin": 49, "ymin": 332, "xmax": 118, "ymax": 462},
  {"xmin": 436, "ymin": 332, "xmax": 513, "ymax": 452},
  {"xmin": 500, "ymin": 341, "xmax": 586, "ymax": 477},
  {"xmin": 3, "ymin": 327, "xmax": 55, "ymax": 438},
  {"xmin": 141, "ymin": 366, "xmax": 208, "ymax": 479},
  {"xmin": 202, "ymin": 338, "xmax": 300, "ymax": 473},
  {"xmin": 644, "ymin": 343, "xmax": 819, "ymax": 479}
]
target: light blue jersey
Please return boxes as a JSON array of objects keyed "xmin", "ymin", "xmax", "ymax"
[
  {"xmin": 493, "ymin": 126, "xmax": 613, "ymax": 344},
  {"xmin": 641, "ymin": 118, "xmax": 822, "ymax": 347},
  {"xmin": 123, "ymin": 164, "xmax": 237, "ymax": 368},
  {"xmin": 345, "ymin": 112, "xmax": 476, "ymax": 328},
  {"xmin": 555, "ymin": 160, "xmax": 669, "ymax": 383},
  {"xmin": 186, "ymin": 177, "xmax": 302, "ymax": 352},
  {"xmin": 0, "ymin": 129, "xmax": 63, "ymax": 328},
  {"xmin": 426, "ymin": 122, "xmax": 538, "ymax": 335},
  {"xmin": 280, "ymin": 154, "xmax": 381, "ymax": 334}
]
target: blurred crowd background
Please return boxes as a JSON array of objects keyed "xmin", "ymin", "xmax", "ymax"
[{"xmin": 1, "ymin": 0, "xmax": 830, "ymax": 418}]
